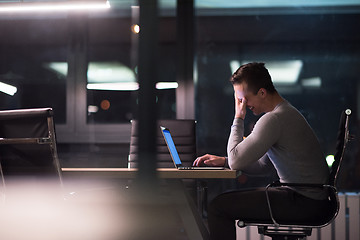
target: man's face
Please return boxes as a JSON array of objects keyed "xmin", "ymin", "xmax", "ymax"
[{"xmin": 233, "ymin": 83, "xmax": 265, "ymax": 116}]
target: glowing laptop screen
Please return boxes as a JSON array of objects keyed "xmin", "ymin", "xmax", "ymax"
[{"xmin": 161, "ymin": 128, "xmax": 182, "ymax": 166}]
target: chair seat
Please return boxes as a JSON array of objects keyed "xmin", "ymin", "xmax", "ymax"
[{"xmin": 238, "ymin": 214, "xmax": 333, "ymax": 228}]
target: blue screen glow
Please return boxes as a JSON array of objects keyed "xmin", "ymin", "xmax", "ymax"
[{"xmin": 162, "ymin": 129, "xmax": 182, "ymax": 165}]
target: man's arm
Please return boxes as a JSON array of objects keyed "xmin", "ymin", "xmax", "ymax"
[
  {"xmin": 227, "ymin": 113, "xmax": 281, "ymax": 170},
  {"xmin": 240, "ymin": 154, "xmax": 276, "ymax": 176}
]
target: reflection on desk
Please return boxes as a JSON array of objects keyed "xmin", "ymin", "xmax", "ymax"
[
  {"xmin": 60, "ymin": 167, "xmax": 238, "ymax": 240},
  {"xmin": 61, "ymin": 167, "xmax": 238, "ymax": 179}
]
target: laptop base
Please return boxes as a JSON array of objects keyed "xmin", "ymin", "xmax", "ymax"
[{"xmin": 177, "ymin": 166, "xmax": 225, "ymax": 170}]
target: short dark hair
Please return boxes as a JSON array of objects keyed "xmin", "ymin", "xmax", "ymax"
[{"xmin": 230, "ymin": 62, "xmax": 276, "ymax": 94}]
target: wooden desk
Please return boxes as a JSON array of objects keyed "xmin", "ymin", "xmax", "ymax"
[
  {"xmin": 61, "ymin": 167, "xmax": 238, "ymax": 240},
  {"xmin": 61, "ymin": 167, "xmax": 237, "ymax": 179}
]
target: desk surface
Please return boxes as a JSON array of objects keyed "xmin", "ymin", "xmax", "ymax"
[{"xmin": 61, "ymin": 168, "xmax": 237, "ymax": 179}]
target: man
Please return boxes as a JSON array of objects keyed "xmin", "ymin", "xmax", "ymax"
[{"xmin": 193, "ymin": 62, "xmax": 331, "ymax": 240}]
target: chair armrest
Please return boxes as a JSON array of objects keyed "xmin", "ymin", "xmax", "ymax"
[{"xmin": 0, "ymin": 137, "xmax": 52, "ymax": 144}]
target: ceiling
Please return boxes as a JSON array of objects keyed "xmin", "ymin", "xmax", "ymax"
[
  {"xmin": 108, "ymin": 0, "xmax": 360, "ymax": 16},
  {"xmin": 1, "ymin": 0, "xmax": 360, "ymax": 19},
  {"xmin": 108, "ymin": 0, "xmax": 360, "ymax": 9}
]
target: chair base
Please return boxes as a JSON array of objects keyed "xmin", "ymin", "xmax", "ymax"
[{"xmin": 258, "ymin": 226, "xmax": 312, "ymax": 240}]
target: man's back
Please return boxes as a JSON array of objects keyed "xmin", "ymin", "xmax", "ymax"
[
  {"xmin": 227, "ymin": 100, "xmax": 329, "ymax": 199},
  {"xmin": 262, "ymin": 101, "xmax": 329, "ymax": 198}
]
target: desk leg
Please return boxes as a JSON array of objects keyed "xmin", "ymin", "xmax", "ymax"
[
  {"xmin": 197, "ymin": 180, "xmax": 208, "ymax": 218},
  {"xmin": 169, "ymin": 180, "xmax": 210, "ymax": 240}
]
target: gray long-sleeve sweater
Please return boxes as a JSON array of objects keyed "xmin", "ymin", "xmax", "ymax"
[{"xmin": 227, "ymin": 101, "xmax": 329, "ymax": 199}]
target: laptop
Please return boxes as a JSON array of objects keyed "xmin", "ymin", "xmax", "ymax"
[{"xmin": 160, "ymin": 126, "xmax": 225, "ymax": 170}]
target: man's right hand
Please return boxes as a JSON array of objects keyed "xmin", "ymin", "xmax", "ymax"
[
  {"xmin": 235, "ymin": 93, "xmax": 247, "ymax": 120},
  {"xmin": 193, "ymin": 154, "xmax": 226, "ymax": 167}
]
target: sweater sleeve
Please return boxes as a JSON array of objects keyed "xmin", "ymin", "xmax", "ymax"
[
  {"xmin": 240, "ymin": 154, "xmax": 277, "ymax": 176},
  {"xmin": 227, "ymin": 113, "xmax": 281, "ymax": 170}
]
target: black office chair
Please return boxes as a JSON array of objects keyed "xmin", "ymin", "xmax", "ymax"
[
  {"xmin": 128, "ymin": 119, "xmax": 197, "ymax": 168},
  {"xmin": 237, "ymin": 109, "xmax": 353, "ymax": 240},
  {"xmin": 128, "ymin": 119, "xmax": 204, "ymax": 210},
  {"xmin": 0, "ymin": 108, "xmax": 63, "ymax": 198}
]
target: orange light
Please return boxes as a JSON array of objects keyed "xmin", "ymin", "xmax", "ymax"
[
  {"xmin": 100, "ymin": 100, "xmax": 110, "ymax": 110},
  {"xmin": 131, "ymin": 24, "xmax": 140, "ymax": 34}
]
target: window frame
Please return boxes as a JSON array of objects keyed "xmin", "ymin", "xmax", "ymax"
[{"xmin": 55, "ymin": 15, "xmax": 131, "ymax": 144}]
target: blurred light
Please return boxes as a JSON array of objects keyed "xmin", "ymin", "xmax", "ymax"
[
  {"xmin": 131, "ymin": 24, "xmax": 140, "ymax": 34},
  {"xmin": 0, "ymin": 1, "xmax": 110, "ymax": 12},
  {"xmin": 46, "ymin": 62, "xmax": 177, "ymax": 91},
  {"xmin": 87, "ymin": 62, "xmax": 136, "ymax": 83},
  {"xmin": 238, "ymin": 60, "xmax": 303, "ymax": 84},
  {"xmin": 263, "ymin": 60, "xmax": 303, "ymax": 84},
  {"xmin": 100, "ymin": 100, "xmax": 111, "ymax": 110},
  {"xmin": 326, "ymin": 155, "xmax": 335, "ymax": 167},
  {"xmin": 0, "ymin": 82, "xmax": 17, "ymax": 96},
  {"xmin": 47, "ymin": 61, "xmax": 138, "ymax": 90},
  {"xmin": 156, "ymin": 82, "xmax": 178, "ymax": 89},
  {"xmin": 0, "ymin": 179, "xmax": 132, "ymax": 240},
  {"xmin": 45, "ymin": 62, "xmax": 68, "ymax": 76},
  {"xmin": 45, "ymin": 62, "xmax": 137, "ymax": 84},
  {"xmin": 87, "ymin": 82, "xmax": 179, "ymax": 91},
  {"xmin": 87, "ymin": 82, "xmax": 139, "ymax": 91},
  {"xmin": 230, "ymin": 60, "xmax": 241, "ymax": 74},
  {"xmin": 88, "ymin": 105, "xmax": 99, "ymax": 113},
  {"xmin": 301, "ymin": 77, "xmax": 322, "ymax": 88}
]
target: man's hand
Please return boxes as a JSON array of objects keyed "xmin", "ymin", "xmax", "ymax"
[
  {"xmin": 235, "ymin": 93, "xmax": 247, "ymax": 120},
  {"xmin": 193, "ymin": 154, "xmax": 226, "ymax": 167}
]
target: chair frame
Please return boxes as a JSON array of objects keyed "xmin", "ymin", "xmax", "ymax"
[
  {"xmin": 0, "ymin": 108, "xmax": 63, "ymax": 194},
  {"xmin": 237, "ymin": 109, "xmax": 353, "ymax": 240}
]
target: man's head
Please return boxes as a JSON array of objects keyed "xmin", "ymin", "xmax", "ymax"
[
  {"xmin": 230, "ymin": 62, "xmax": 276, "ymax": 95},
  {"xmin": 230, "ymin": 62, "xmax": 278, "ymax": 115}
]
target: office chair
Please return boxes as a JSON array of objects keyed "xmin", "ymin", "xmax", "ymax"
[
  {"xmin": 128, "ymin": 119, "xmax": 197, "ymax": 168},
  {"xmin": 128, "ymin": 119, "xmax": 205, "ymax": 211},
  {"xmin": 0, "ymin": 108, "xmax": 63, "ymax": 198},
  {"xmin": 237, "ymin": 109, "xmax": 353, "ymax": 240}
]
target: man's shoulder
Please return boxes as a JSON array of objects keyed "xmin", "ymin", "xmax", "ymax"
[
  {"xmin": 257, "ymin": 111, "xmax": 282, "ymax": 129},
  {"xmin": 268, "ymin": 101, "xmax": 308, "ymax": 128},
  {"xmin": 261, "ymin": 102, "xmax": 299, "ymax": 124},
  {"xmin": 272, "ymin": 101, "xmax": 301, "ymax": 117}
]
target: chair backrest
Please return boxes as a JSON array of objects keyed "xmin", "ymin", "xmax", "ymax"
[
  {"xmin": 0, "ymin": 108, "xmax": 62, "ymax": 186},
  {"xmin": 328, "ymin": 109, "xmax": 352, "ymax": 187},
  {"xmin": 128, "ymin": 119, "xmax": 196, "ymax": 168}
]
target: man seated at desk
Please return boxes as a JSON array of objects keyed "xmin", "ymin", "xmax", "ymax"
[{"xmin": 193, "ymin": 62, "xmax": 332, "ymax": 240}]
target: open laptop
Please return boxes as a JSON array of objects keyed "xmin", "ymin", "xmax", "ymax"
[{"xmin": 160, "ymin": 126, "xmax": 224, "ymax": 170}]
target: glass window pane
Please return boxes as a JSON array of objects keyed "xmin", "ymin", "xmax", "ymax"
[
  {"xmin": 87, "ymin": 16, "xmax": 178, "ymax": 123},
  {"xmin": 195, "ymin": 7, "xmax": 360, "ymax": 190},
  {"xmin": 86, "ymin": 61, "xmax": 137, "ymax": 123},
  {"xmin": 0, "ymin": 48, "xmax": 67, "ymax": 124}
]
